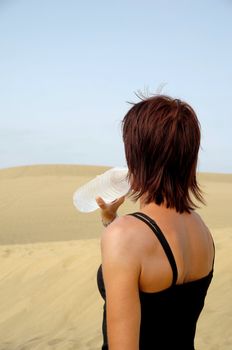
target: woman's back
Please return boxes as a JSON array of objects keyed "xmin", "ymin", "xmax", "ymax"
[
  {"xmin": 130, "ymin": 203, "xmax": 214, "ymax": 293},
  {"xmin": 97, "ymin": 204, "xmax": 215, "ymax": 349}
]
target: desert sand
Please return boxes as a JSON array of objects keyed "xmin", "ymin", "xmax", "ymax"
[{"xmin": 0, "ymin": 164, "xmax": 231, "ymax": 350}]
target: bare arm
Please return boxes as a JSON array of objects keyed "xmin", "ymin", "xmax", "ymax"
[{"xmin": 101, "ymin": 220, "xmax": 141, "ymax": 350}]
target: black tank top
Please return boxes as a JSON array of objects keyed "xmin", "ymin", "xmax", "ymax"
[{"xmin": 97, "ymin": 212, "xmax": 214, "ymax": 350}]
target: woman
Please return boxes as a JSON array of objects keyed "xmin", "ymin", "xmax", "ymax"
[{"xmin": 96, "ymin": 95, "xmax": 215, "ymax": 350}]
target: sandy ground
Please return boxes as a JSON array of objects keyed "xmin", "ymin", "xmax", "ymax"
[{"xmin": 0, "ymin": 164, "xmax": 231, "ymax": 349}]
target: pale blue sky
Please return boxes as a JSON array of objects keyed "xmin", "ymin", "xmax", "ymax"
[{"xmin": 0, "ymin": 0, "xmax": 232, "ymax": 173}]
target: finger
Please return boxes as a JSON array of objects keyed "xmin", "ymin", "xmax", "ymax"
[
  {"xmin": 110, "ymin": 198, "xmax": 117, "ymax": 204},
  {"xmin": 110, "ymin": 195, "xmax": 125, "ymax": 204},
  {"xmin": 95, "ymin": 196, "xmax": 107, "ymax": 209},
  {"xmin": 110, "ymin": 196, "xmax": 125, "ymax": 211},
  {"xmin": 115, "ymin": 196, "xmax": 125, "ymax": 206}
]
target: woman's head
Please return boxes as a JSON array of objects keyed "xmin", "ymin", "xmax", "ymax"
[{"xmin": 122, "ymin": 94, "xmax": 204, "ymax": 213}]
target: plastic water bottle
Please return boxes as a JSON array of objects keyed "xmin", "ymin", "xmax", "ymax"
[{"xmin": 73, "ymin": 167, "xmax": 130, "ymax": 212}]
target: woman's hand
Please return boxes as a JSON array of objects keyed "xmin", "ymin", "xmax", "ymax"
[{"xmin": 96, "ymin": 196, "xmax": 125, "ymax": 226}]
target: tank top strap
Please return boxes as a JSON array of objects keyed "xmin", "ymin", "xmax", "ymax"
[{"xmin": 129, "ymin": 212, "xmax": 178, "ymax": 286}]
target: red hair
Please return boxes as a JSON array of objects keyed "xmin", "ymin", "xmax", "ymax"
[{"xmin": 122, "ymin": 94, "xmax": 204, "ymax": 213}]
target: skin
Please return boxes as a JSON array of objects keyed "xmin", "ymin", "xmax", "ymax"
[
  {"xmin": 95, "ymin": 196, "xmax": 125, "ymax": 224},
  {"xmin": 96, "ymin": 196, "xmax": 215, "ymax": 350}
]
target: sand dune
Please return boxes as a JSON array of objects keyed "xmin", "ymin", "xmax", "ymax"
[
  {"xmin": 0, "ymin": 239, "xmax": 102, "ymax": 350},
  {"xmin": 0, "ymin": 164, "xmax": 231, "ymax": 349}
]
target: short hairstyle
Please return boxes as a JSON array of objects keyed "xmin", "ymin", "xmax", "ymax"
[{"xmin": 121, "ymin": 94, "xmax": 204, "ymax": 213}]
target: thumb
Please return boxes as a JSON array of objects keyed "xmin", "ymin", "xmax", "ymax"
[{"xmin": 96, "ymin": 196, "xmax": 107, "ymax": 210}]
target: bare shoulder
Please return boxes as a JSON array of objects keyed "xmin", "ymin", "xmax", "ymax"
[
  {"xmin": 192, "ymin": 211, "xmax": 212, "ymax": 235},
  {"xmin": 100, "ymin": 215, "xmax": 144, "ymax": 262},
  {"xmin": 190, "ymin": 211, "xmax": 215, "ymax": 257}
]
